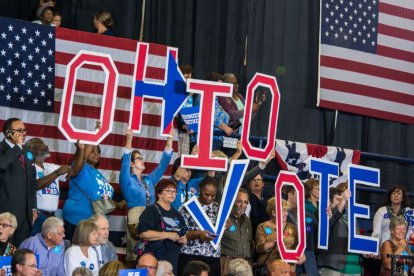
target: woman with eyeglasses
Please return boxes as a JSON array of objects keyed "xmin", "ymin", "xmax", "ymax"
[
  {"xmin": 119, "ymin": 128, "xmax": 174, "ymax": 264},
  {"xmin": 247, "ymin": 173, "xmax": 272, "ymax": 241},
  {"xmin": 0, "ymin": 212, "xmax": 17, "ymax": 256},
  {"xmin": 138, "ymin": 179, "xmax": 188, "ymax": 275}
]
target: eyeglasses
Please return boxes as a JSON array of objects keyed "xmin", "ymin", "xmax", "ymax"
[
  {"xmin": 9, "ymin": 128, "xmax": 27, "ymax": 133},
  {"xmin": 0, "ymin": 223, "xmax": 13, "ymax": 228},
  {"xmin": 133, "ymin": 156, "xmax": 144, "ymax": 162},
  {"xmin": 22, "ymin": 264, "xmax": 37, "ymax": 269},
  {"xmin": 163, "ymin": 189, "xmax": 177, "ymax": 195}
]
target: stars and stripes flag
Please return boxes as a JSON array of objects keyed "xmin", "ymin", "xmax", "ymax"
[
  {"xmin": 318, "ymin": 0, "xmax": 414, "ymax": 124},
  {"xmin": 275, "ymin": 139, "xmax": 361, "ymax": 186},
  {"xmin": 0, "ymin": 16, "xmax": 178, "ymax": 251}
]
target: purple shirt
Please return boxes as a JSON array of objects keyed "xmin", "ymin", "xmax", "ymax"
[{"xmin": 19, "ymin": 233, "xmax": 65, "ymax": 276}]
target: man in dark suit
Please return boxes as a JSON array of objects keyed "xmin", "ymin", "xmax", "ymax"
[{"xmin": 0, "ymin": 118, "xmax": 37, "ymax": 246}]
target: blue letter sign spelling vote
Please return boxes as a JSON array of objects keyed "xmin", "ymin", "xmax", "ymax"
[
  {"xmin": 183, "ymin": 160, "xmax": 249, "ymax": 250},
  {"xmin": 309, "ymin": 158, "xmax": 339, "ymax": 250},
  {"xmin": 348, "ymin": 164, "xmax": 380, "ymax": 255}
]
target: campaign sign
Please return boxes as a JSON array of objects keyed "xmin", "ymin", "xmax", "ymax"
[
  {"xmin": 0, "ymin": 256, "xmax": 12, "ymax": 276},
  {"xmin": 180, "ymin": 106, "xmax": 200, "ymax": 133},
  {"xmin": 119, "ymin": 268, "xmax": 148, "ymax": 276}
]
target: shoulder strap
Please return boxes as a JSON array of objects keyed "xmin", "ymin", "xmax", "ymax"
[
  {"xmin": 72, "ymin": 181, "xmax": 92, "ymax": 202},
  {"xmin": 154, "ymin": 203, "xmax": 165, "ymax": 231}
]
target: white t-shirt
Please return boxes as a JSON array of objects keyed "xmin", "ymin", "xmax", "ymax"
[
  {"xmin": 35, "ymin": 163, "xmax": 66, "ymax": 212},
  {"xmin": 64, "ymin": 245, "xmax": 99, "ymax": 276}
]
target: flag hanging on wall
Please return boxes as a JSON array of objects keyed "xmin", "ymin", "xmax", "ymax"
[{"xmin": 318, "ymin": 0, "xmax": 414, "ymax": 124}]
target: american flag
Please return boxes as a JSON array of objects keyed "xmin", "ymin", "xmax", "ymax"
[
  {"xmin": 0, "ymin": 17, "xmax": 178, "ymax": 251},
  {"xmin": 275, "ymin": 139, "xmax": 361, "ymax": 186},
  {"xmin": 318, "ymin": 0, "xmax": 414, "ymax": 124}
]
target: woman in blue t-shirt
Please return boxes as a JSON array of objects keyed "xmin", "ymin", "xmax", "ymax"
[{"xmin": 63, "ymin": 142, "xmax": 114, "ymax": 240}]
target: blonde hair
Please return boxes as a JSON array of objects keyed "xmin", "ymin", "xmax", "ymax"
[
  {"xmin": 266, "ymin": 197, "xmax": 290, "ymax": 216},
  {"xmin": 72, "ymin": 220, "xmax": 97, "ymax": 246},
  {"xmin": 94, "ymin": 11, "xmax": 114, "ymax": 27},
  {"xmin": 0, "ymin": 212, "xmax": 17, "ymax": 229},
  {"xmin": 98, "ymin": 260, "xmax": 126, "ymax": 276}
]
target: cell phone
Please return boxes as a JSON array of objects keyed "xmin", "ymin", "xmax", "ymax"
[
  {"xmin": 229, "ymin": 120, "xmax": 242, "ymax": 131},
  {"xmin": 178, "ymin": 226, "xmax": 188, "ymax": 237},
  {"xmin": 6, "ymin": 131, "xmax": 12, "ymax": 139}
]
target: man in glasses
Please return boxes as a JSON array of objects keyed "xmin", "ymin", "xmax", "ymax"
[
  {"xmin": 11, "ymin": 248, "xmax": 40, "ymax": 276},
  {"xmin": 0, "ymin": 118, "xmax": 37, "ymax": 246}
]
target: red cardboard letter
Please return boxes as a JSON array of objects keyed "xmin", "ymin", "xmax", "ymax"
[
  {"xmin": 275, "ymin": 171, "xmax": 306, "ymax": 263},
  {"xmin": 242, "ymin": 73, "xmax": 280, "ymax": 161},
  {"xmin": 181, "ymin": 79, "xmax": 233, "ymax": 171},
  {"xmin": 59, "ymin": 50, "xmax": 119, "ymax": 145}
]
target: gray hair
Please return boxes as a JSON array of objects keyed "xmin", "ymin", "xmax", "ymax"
[
  {"xmin": 390, "ymin": 216, "xmax": 408, "ymax": 231},
  {"xmin": 156, "ymin": 260, "xmax": 173, "ymax": 276},
  {"xmin": 227, "ymin": 258, "xmax": 253, "ymax": 276},
  {"xmin": 222, "ymin": 73, "xmax": 236, "ymax": 83},
  {"xmin": 89, "ymin": 214, "xmax": 108, "ymax": 224},
  {"xmin": 0, "ymin": 212, "xmax": 17, "ymax": 229},
  {"xmin": 72, "ymin": 267, "xmax": 93, "ymax": 276},
  {"xmin": 41, "ymin": 217, "xmax": 64, "ymax": 237}
]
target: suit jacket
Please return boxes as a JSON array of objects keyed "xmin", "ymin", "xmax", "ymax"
[{"xmin": 0, "ymin": 139, "xmax": 37, "ymax": 227}]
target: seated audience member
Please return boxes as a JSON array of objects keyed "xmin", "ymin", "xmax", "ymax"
[
  {"xmin": 227, "ymin": 258, "xmax": 252, "ymax": 276},
  {"xmin": 138, "ymin": 179, "xmax": 187, "ymax": 275},
  {"xmin": 62, "ymin": 140, "xmax": 114, "ymax": 241},
  {"xmin": 52, "ymin": 11, "xmax": 62, "ymax": 27},
  {"xmin": 220, "ymin": 188, "xmax": 253, "ymax": 276},
  {"xmin": 32, "ymin": 6, "xmax": 55, "ymax": 26},
  {"xmin": 119, "ymin": 128, "xmax": 173, "ymax": 263},
  {"xmin": 170, "ymin": 155, "xmax": 204, "ymax": 210},
  {"xmin": 304, "ymin": 178, "xmax": 319, "ymax": 215},
  {"xmin": 89, "ymin": 214, "xmax": 117, "ymax": 268},
  {"xmin": 178, "ymin": 177, "xmax": 221, "ymax": 276},
  {"xmin": 267, "ymin": 259, "xmax": 291, "ymax": 276},
  {"xmin": 137, "ymin": 253, "xmax": 158, "ymax": 276},
  {"xmin": 255, "ymin": 198, "xmax": 305, "ymax": 272},
  {"xmin": 93, "ymin": 11, "xmax": 115, "ymax": 36},
  {"xmin": 0, "ymin": 212, "xmax": 17, "ymax": 256},
  {"xmin": 156, "ymin": 260, "xmax": 174, "ymax": 276},
  {"xmin": 183, "ymin": 260, "xmax": 210, "ymax": 276},
  {"xmin": 98, "ymin": 260, "xmax": 126, "ymax": 276},
  {"xmin": 318, "ymin": 183, "xmax": 360, "ymax": 275},
  {"xmin": 19, "ymin": 216, "xmax": 65, "ymax": 275},
  {"xmin": 25, "ymin": 138, "xmax": 71, "ymax": 235},
  {"xmin": 72, "ymin": 267, "xmax": 93, "ymax": 276},
  {"xmin": 65, "ymin": 220, "xmax": 99, "ymax": 276},
  {"xmin": 380, "ymin": 217, "xmax": 414, "ymax": 275},
  {"xmin": 11, "ymin": 248, "xmax": 40, "ymax": 276}
]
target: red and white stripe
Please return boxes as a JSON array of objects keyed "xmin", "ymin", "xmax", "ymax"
[{"xmin": 318, "ymin": 0, "xmax": 414, "ymax": 124}]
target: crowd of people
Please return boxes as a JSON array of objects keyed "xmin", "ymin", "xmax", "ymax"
[
  {"xmin": 1, "ymin": 6, "xmax": 414, "ymax": 274},
  {"xmin": 1, "ymin": 114, "xmax": 414, "ymax": 276}
]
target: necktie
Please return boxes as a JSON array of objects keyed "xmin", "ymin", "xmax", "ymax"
[{"xmin": 18, "ymin": 154, "xmax": 26, "ymax": 171}]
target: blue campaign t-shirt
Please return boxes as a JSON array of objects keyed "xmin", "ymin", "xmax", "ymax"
[{"xmin": 63, "ymin": 164, "xmax": 114, "ymax": 225}]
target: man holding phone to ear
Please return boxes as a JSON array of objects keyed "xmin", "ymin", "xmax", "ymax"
[{"xmin": 0, "ymin": 118, "xmax": 37, "ymax": 246}]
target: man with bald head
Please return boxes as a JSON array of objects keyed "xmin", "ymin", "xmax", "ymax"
[
  {"xmin": 137, "ymin": 253, "xmax": 158, "ymax": 276},
  {"xmin": 267, "ymin": 259, "xmax": 291, "ymax": 276}
]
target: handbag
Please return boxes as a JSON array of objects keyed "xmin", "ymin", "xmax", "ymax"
[
  {"xmin": 252, "ymin": 245, "xmax": 276, "ymax": 276},
  {"xmin": 73, "ymin": 182, "xmax": 116, "ymax": 215},
  {"xmin": 133, "ymin": 203, "xmax": 165, "ymax": 258}
]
